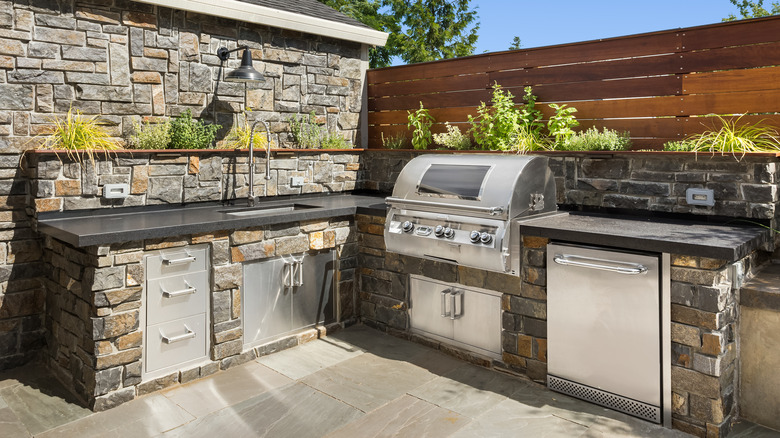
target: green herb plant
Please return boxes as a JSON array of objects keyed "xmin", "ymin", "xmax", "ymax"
[
  {"xmin": 547, "ymin": 103, "xmax": 579, "ymax": 146},
  {"xmin": 433, "ymin": 122, "xmax": 471, "ymax": 150},
  {"xmin": 320, "ymin": 131, "xmax": 352, "ymax": 149},
  {"xmin": 561, "ymin": 127, "xmax": 632, "ymax": 151},
  {"xmin": 223, "ymin": 117, "xmax": 268, "ymax": 150},
  {"xmin": 468, "ymin": 83, "xmax": 523, "ymax": 150},
  {"xmin": 663, "ymin": 115, "xmax": 780, "ymax": 159},
  {"xmin": 288, "ymin": 112, "xmax": 322, "ymax": 149},
  {"xmin": 168, "ymin": 109, "xmax": 220, "ymax": 149},
  {"xmin": 130, "ymin": 118, "xmax": 171, "ymax": 150},
  {"xmin": 381, "ymin": 132, "xmax": 408, "ymax": 149},
  {"xmin": 407, "ymin": 102, "xmax": 435, "ymax": 150},
  {"xmin": 520, "ymin": 86, "xmax": 545, "ymax": 138},
  {"xmin": 36, "ymin": 108, "xmax": 120, "ymax": 165}
]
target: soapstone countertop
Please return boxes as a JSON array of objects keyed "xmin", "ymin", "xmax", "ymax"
[
  {"xmin": 37, "ymin": 192, "xmax": 388, "ymax": 247},
  {"xmin": 517, "ymin": 211, "xmax": 771, "ymax": 261}
]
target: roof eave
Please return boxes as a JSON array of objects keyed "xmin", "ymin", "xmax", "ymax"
[{"xmin": 134, "ymin": 0, "xmax": 389, "ymax": 46}]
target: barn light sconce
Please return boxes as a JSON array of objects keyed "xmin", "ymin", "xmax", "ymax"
[{"xmin": 217, "ymin": 46, "xmax": 265, "ymax": 83}]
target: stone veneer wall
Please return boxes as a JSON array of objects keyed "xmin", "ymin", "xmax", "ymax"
[
  {"xmin": 43, "ymin": 215, "xmax": 356, "ymax": 410},
  {"xmin": 0, "ymin": 0, "xmax": 365, "ymax": 149},
  {"xmin": 28, "ymin": 150, "xmax": 361, "ymax": 213},
  {"xmin": 356, "ymin": 211, "xmax": 764, "ymax": 438},
  {"xmin": 362, "ymin": 151, "xmax": 780, "ymax": 228}
]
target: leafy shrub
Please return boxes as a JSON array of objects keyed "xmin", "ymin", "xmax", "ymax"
[
  {"xmin": 547, "ymin": 103, "xmax": 579, "ymax": 146},
  {"xmin": 520, "ymin": 86, "xmax": 544, "ymax": 137},
  {"xmin": 662, "ymin": 140, "xmax": 693, "ymax": 152},
  {"xmin": 381, "ymin": 132, "xmax": 408, "ymax": 149},
  {"xmin": 560, "ymin": 127, "xmax": 632, "ymax": 151},
  {"xmin": 665, "ymin": 115, "xmax": 780, "ymax": 159},
  {"xmin": 288, "ymin": 112, "xmax": 322, "ymax": 149},
  {"xmin": 36, "ymin": 108, "xmax": 119, "ymax": 165},
  {"xmin": 407, "ymin": 102, "xmax": 434, "ymax": 150},
  {"xmin": 433, "ymin": 123, "xmax": 471, "ymax": 150},
  {"xmin": 168, "ymin": 109, "xmax": 220, "ymax": 149},
  {"xmin": 287, "ymin": 112, "xmax": 353, "ymax": 149},
  {"xmin": 223, "ymin": 118, "xmax": 268, "ymax": 150},
  {"xmin": 130, "ymin": 119, "xmax": 171, "ymax": 150},
  {"xmin": 468, "ymin": 83, "xmax": 524, "ymax": 150}
]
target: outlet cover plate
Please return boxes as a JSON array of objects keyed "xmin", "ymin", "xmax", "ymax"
[{"xmin": 686, "ymin": 188, "xmax": 715, "ymax": 207}]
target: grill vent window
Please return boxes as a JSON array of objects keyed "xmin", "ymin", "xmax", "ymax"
[{"xmin": 417, "ymin": 164, "xmax": 490, "ymax": 200}]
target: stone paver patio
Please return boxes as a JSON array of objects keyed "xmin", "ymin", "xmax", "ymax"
[{"xmin": 0, "ymin": 324, "xmax": 775, "ymax": 437}]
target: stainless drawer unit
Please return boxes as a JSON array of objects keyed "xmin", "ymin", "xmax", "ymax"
[
  {"xmin": 409, "ymin": 275, "xmax": 502, "ymax": 358},
  {"xmin": 547, "ymin": 243, "xmax": 671, "ymax": 426},
  {"xmin": 143, "ymin": 245, "xmax": 210, "ymax": 379}
]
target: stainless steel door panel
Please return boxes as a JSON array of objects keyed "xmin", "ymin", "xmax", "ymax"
[
  {"xmin": 409, "ymin": 277, "xmax": 454, "ymax": 339},
  {"xmin": 453, "ymin": 288, "xmax": 502, "ymax": 354},
  {"xmin": 548, "ymin": 243, "xmax": 661, "ymax": 406},
  {"xmin": 293, "ymin": 251, "xmax": 335, "ymax": 329},
  {"xmin": 243, "ymin": 257, "xmax": 292, "ymax": 346}
]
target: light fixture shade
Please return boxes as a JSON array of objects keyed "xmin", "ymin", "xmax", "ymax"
[{"xmin": 225, "ymin": 49, "xmax": 265, "ymax": 83}]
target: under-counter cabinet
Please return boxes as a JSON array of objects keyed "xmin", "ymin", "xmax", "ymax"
[
  {"xmin": 143, "ymin": 245, "xmax": 210, "ymax": 380},
  {"xmin": 409, "ymin": 275, "xmax": 502, "ymax": 358},
  {"xmin": 242, "ymin": 250, "xmax": 335, "ymax": 348}
]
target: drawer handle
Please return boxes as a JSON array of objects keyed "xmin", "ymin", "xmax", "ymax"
[
  {"xmin": 161, "ymin": 281, "xmax": 197, "ymax": 298},
  {"xmin": 553, "ymin": 254, "xmax": 648, "ymax": 275},
  {"xmin": 161, "ymin": 325, "xmax": 196, "ymax": 344},
  {"xmin": 161, "ymin": 252, "xmax": 196, "ymax": 266}
]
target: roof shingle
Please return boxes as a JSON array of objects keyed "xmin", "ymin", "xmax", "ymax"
[{"xmin": 236, "ymin": 0, "xmax": 375, "ymax": 31}]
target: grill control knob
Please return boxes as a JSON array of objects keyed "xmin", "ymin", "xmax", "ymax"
[
  {"xmin": 469, "ymin": 231, "xmax": 481, "ymax": 243},
  {"xmin": 434, "ymin": 225, "xmax": 445, "ymax": 237},
  {"xmin": 480, "ymin": 232, "xmax": 493, "ymax": 244},
  {"xmin": 401, "ymin": 221, "xmax": 414, "ymax": 233},
  {"xmin": 443, "ymin": 227, "xmax": 454, "ymax": 238}
]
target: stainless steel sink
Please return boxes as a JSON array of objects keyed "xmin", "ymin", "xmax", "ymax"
[{"xmin": 220, "ymin": 203, "xmax": 318, "ymax": 217}]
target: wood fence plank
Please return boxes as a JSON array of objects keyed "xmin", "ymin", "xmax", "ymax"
[
  {"xmin": 519, "ymin": 76, "xmax": 682, "ymax": 102},
  {"xmin": 681, "ymin": 90, "xmax": 780, "ymax": 115},
  {"xmin": 368, "ymin": 73, "xmax": 490, "ymax": 98},
  {"xmin": 368, "ymin": 89, "xmax": 490, "ymax": 111},
  {"xmin": 682, "ymin": 17, "xmax": 780, "ymax": 51},
  {"xmin": 683, "ymin": 66, "xmax": 780, "ymax": 95},
  {"xmin": 681, "ymin": 41, "xmax": 780, "ymax": 73}
]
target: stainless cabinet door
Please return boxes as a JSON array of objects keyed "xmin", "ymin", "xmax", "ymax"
[
  {"xmin": 243, "ymin": 257, "xmax": 292, "ymax": 347},
  {"xmin": 548, "ymin": 243, "xmax": 661, "ymax": 406},
  {"xmin": 409, "ymin": 276, "xmax": 454, "ymax": 339},
  {"xmin": 292, "ymin": 250, "xmax": 335, "ymax": 329},
  {"xmin": 452, "ymin": 288, "xmax": 502, "ymax": 355}
]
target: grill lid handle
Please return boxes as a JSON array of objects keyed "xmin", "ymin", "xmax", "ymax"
[{"xmin": 385, "ymin": 197, "xmax": 504, "ymax": 216}]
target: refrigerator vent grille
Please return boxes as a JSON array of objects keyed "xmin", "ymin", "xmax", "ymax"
[{"xmin": 548, "ymin": 375, "xmax": 661, "ymax": 423}]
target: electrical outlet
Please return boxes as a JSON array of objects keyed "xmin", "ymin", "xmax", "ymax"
[
  {"xmin": 290, "ymin": 176, "xmax": 304, "ymax": 187},
  {"xmin": 686, "ymin": 188, "xmax": 715, "ymax": 206}
]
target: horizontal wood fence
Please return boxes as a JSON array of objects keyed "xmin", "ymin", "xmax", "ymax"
[{"xmin": 365, "ymin": 16, "xmax": 780, "ymax": 149}]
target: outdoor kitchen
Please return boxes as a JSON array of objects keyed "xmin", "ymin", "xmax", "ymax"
[{"xmin": 0, "ymin": 0, "xmax": 780, "ymax": 437}]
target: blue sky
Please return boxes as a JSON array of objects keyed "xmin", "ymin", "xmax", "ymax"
[{"xmin": 472, "ymin": 0, "xmax": 740, "ymax": 53}]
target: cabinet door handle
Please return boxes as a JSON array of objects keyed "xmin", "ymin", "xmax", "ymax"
[
  {"xmin": 161, "ymin": 280, "xmax": 197, "ymax": 298},
  {"xmin": 553, "ymin": 254, "xmax": 648, "ymax": 275},
  {"xmin": 450, "ymin": 290, "xmax": 464, "ymax": 320},
  {"xmin": 161, "ymin": 251, "xmax": 196, "ymax": 266},
  {"xmin": 282, "ymin": 257, "xmax": 293, "ymax": 288},
  {"xmin": 440, "ymin": 289, "xmax": 452, "ymax": 317},
  {"xmin": 160, "ymin": 325, "xmax": 196, "ymax": 344},
  {"xmin": 294, "ymin": 260, "xmax": 304, "ymax": 287}
]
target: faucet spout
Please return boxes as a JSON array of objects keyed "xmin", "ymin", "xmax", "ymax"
[{"xmin": 247, "ymin": 120, "xmax": 271, "ymax": 207}]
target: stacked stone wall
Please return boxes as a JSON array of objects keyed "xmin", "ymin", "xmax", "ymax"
[{"xmin": 0, "ymin": 0, "xmax": 366, "ymax": 150}]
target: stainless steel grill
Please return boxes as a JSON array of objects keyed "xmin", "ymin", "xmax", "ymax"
[{"xmin": 385, "ymin": 154, "xmax": 557, "ymax": 274}]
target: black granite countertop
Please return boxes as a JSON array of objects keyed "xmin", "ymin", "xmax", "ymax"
[
  {"xmin": 37, "ymin": 192, "xmax": 388, "ymax": 247},
  {"xmin": 517, "ymin": 211, "xmax": 771, "ymax": 261}
]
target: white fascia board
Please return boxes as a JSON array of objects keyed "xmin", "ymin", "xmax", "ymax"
[{"xmin": 136, "ymin": 0, "xmax": 388, "ymax": 46}]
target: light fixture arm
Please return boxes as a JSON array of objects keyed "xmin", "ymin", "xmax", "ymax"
[{"xmin": 217, "ymin": 46, "xmax": 248, "ymax": 62}]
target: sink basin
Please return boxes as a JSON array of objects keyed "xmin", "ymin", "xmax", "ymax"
[{"xmin": 220, "ymin": 203, "xmax": 318, "ymax": 217}]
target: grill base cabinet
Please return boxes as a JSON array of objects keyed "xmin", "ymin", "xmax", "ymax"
[
  {"xmin": 143, "ymin": 245, "xmax": 210, "ymax": 380},
  {"xmin": 547, "ymin": 242, "xmax": 671, "ymax": 427},
  {"xmin": 409, "ymin": 276, "xmax": 502, "ymax": 358},
  {"xmin": 242, "ymin": 250, "xmax": 335, "ymax": 348}
]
